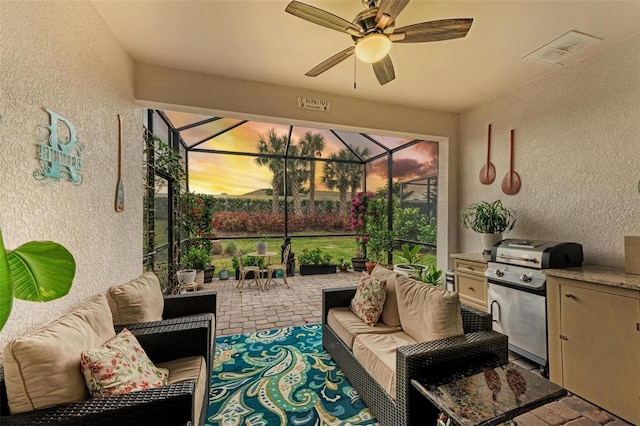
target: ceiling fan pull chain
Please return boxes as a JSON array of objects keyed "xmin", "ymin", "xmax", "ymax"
[{"xmin": 354, "ymin": 56, "xmax": 357, "ymax": 90}]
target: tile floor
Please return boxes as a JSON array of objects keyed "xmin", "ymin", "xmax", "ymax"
[{"xmin": 201, "ymin": 270, "xmax": 632, "ymax": 426}]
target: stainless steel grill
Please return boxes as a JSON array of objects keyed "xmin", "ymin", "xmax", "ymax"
[{"xmin": 485, "ymin": 239, "xmax": 583, "ymax": 375}]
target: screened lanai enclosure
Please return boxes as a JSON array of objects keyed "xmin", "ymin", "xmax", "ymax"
[{"xmin": 143, "ymin": 109, "xmax": 439, "ymax": 289}]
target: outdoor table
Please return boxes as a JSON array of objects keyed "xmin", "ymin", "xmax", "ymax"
[
  {"xmin": 247, "ymin": 251, "xmax": 277, "ymax": 290},
  {"xmin": 411, "ymin": 362, "xmax": 566, "ymax": 426}
]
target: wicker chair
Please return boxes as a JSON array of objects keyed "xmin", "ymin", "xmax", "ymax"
[
  {"xmin": 0, "ymin": 319, "xmax": 212, "ymax": 426},
  {"xmin": 106, "ymin": 273, "xmax": 217, "ymax": 384},
  {"xmin": 265, "ymin": 244, "xmax": 290, "ymax": 289},
  {"xmin": 322, "ymin": 286, "xmax": 509, "ymax": 426},
  {"xmin": 118, "ymin": 308, "xmax": 217, "ymax": 403},
  {"xmin": 235, "ymin": 248, "xmax": 262, "ymax": 292}
]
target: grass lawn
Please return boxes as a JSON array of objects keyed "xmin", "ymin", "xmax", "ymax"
[{"xmin": 208, "ymin": 235, "xmax": 436, "ymax": 273}]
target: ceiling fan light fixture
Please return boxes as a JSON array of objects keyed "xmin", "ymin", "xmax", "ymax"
[{"xmin": 355, "ymin": 33, "xmax": 391, "ymax": 63}]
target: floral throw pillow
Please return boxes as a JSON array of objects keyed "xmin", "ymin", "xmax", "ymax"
[
  {"xmin": 350, "ymin": 272, "xmax": 387, "ymax": 326},
  {"xmin": 80, "ymin": 328, "xmax": 169, "ymax": 398}
]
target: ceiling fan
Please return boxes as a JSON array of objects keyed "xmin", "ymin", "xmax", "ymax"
[{"xmin": 285, "ymin": 0, "xmax": 473, "ymax": 85}]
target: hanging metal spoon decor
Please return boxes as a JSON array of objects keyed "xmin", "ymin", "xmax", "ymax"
[
  {"xmin": 502, "ymin": 129, "xmax": 521, "ymax": 195},
  {"xmin": 479, "ymin": 123, "xmax": 496, "ymax": 185}
]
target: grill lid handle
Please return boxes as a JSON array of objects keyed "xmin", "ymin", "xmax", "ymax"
[{"xmin": 496, "ymin": 254, "xmax": 539, "ymax": 264}]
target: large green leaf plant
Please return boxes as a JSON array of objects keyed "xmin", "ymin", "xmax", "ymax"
[{"xmin": 0, "ymin": 229, "xmax": 76, "ymax": 331}]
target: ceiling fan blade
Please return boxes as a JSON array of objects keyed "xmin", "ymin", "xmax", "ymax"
[
  {"xmin": 391, "ymin": 18, "xmax": 473, "ymax": 43},
  {"xmin": 305, "ymin": 46, "xmax": 356, "ymax": 77},
  {"xmin": 372, "ymin": 55, "xmax": 395, "ymax": 85},
  {"xmin": 286, "ymin": 1, "xmax": 362, "ymax": 37},
  {"xmin": 376, "ymin": 0, "xmax": 410, "ymax": 29}
]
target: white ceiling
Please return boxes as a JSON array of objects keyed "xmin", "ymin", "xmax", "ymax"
[{"xmin": 93, "ymin": 1, "xmax": 640, "ymax": 113}]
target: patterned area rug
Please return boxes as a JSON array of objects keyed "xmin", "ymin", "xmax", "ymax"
[{"xmin": 206, "ymin": 324, "xmax": 379, "ymax": 426}]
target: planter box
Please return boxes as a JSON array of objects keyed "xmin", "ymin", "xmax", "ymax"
[
  {"xmin": 351, "ymin": 257, "xmax": 368, "ymax": 272},
  {"xmin": 300, "ymin": 264, "xmax": 337, "ymax": 276},
  {"xmin": 203, "ymin": 266, "xmax": 216, "ymax": 283}
]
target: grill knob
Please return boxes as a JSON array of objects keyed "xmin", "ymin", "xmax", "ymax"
[
  {"xmin": 520, "ymin": 273, "xmax": 533, "ymax": 283},
  {"xmin": 495, "ymin": 269, "xmax": 504, "ymax": 277}
]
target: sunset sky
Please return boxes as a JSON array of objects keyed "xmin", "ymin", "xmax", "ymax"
[{"xmin": 163, "ymin": 111, "xmax": 438, "ymax": 196}]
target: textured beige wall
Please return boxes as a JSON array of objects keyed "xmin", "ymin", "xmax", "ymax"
[
  {"xmin": 458, "ymin": 34, "xmax": 640, "ymax": 267},
  {"xmin": 135, "ymin": 63, "xmax": 460, "ymax": 271},
  {"xmin": 0, "ymin": 2, "xmax": 142, "ymax": 360}
]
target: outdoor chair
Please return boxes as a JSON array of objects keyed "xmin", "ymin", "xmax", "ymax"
[
  {"xmin": 236, "ymin": 248, "xmax": 262, "ymax": 292},
  {"xmin": 266, "ymin": 244, "xmax": 290, "ymax": 289},
  {"xmin": 1, "ymin": 295, "xmax": 212, "ymax": 426}
]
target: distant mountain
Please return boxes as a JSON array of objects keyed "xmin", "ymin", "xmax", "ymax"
[
  {"xmin": 237, "ymin": 189, "xmax": 340, "ymax": 201},
  {"xmin": 238, "ymin": 189, "xmax": 269, "ymax": 198}
]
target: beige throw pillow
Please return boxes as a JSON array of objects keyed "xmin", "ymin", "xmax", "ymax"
[
  {"xmin": 395, "ymin": 275, "xmax": 464, "ymax": 342},
  {"xmin": 80, "ymin": 328, "xmax": 169, "ymax": 398},
  {"xmin": 350, "ymin": 272, "xmax": 387, "ymax": 326},
  {"xmin": 371, "ymin": 265, "xmax": 401, "ymax": 327},
  {"xmin": 107, "ymin": 272, "xmax": 164, "ymax": 326}
]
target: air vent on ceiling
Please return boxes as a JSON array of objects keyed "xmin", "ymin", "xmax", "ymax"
[{"xmin": 524, "ymin": 30, "xmax": 603, "ymax": 65}]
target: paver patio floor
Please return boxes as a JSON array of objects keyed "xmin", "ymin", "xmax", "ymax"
[
  {"xmin": 201, "ymin": 271, "xmax": 631, "ymax": 426},
  {"xmin": 203, "ymin": 269, "xmax": 356, "ymax": 336}
]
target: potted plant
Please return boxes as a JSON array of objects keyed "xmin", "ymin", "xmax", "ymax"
[
  {"xmin": 255, "ymin": 236, "xmax": 268, "ymax": 255},
  {"xmin": 417, "ymin": 264, "xmax": 444, "ymax": 286},
  {"xmin": 367, "ymin": 229, "xmax": 395, "ymax": 268},
  {"xmin": 180, "ymin": 245, "xmax": 211, "ymax": 287},
  {"xmin": 350, "ymin": 191, "xmax": 374, "ymax": 271},
  {"xmin": 218, "ymin": 262, "xmax": 230, "ymax": 280},
  {"xmin": 393, "ymin": 243, "xmax": 427, "ymax": 277},
  {"xmin": 203, "ymin": 264, "xmax": 216, "ymax": 283},
  {"xmin": 298, "ymin": 248, "xmax": 336, "ymax": 275},
  {"xmin": 460, "ymin": 200, "xmax": 516, "ymax": 253},
  {"xmin": 337, "ymin": 257, "xmax": 350, "ymax": 272},
  {"xmin": 176, "ymin": 269, "xmax": 196, "ymax": 287}
]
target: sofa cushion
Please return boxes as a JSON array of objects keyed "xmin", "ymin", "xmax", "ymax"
[
  {"xmin": 3, "ymin": 295, "xmax": 116, "ymax": 414},
  {"xmin": 352, "ymin": 331, "xmax": 418, "ymax": 399},
  {"xmin": 80, "ymin": 328, "xmax": 169, "ymax": 398},
  {"xmin": 395, "ymin": 275, "xmax": 464, "ymax": 343},
  {"xmin": 327, "ymin": 307, "xmax": 399, "ymax": 349},
  {"xmin": 107, "ymin": 272, "xmax": 164, "ymax": 326},
  {"xmin": 350, "ymin": 273, "xmax": 387, "ymax": 326},
  {"xmin": 158, "ymin": 356, "xmax": 207, "ymax": 426},
  {"xmin": 371, "ymin": 265, "xmax": 401, "ymax": 328}
]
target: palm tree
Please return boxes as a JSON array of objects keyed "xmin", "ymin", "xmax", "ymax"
[
  {"xmin": 286, "ymin": 144, "xmax": 309, "ymax": 216},
  {"xmin": 349, "ymin": 146, "xmax": 370, "ymax": 201},
  {"xmin": 299, "ymin": 131, "xmax": 325, "ymax": 215},
  {"xmin": 256, "ymin": 129, "xmax": 286, "ymax": 214},
  {"xmin": 322, "ymin": 148, "xmax": 365, "ymax": 213}
]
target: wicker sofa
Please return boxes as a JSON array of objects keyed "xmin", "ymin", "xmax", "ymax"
[
  {"xmin": 322, "ymin": 266, "xmax": 509, "ymax": 426},
  {"xmin": 1, "ymin": 275, "xmax": 216, "ymax": 426}
]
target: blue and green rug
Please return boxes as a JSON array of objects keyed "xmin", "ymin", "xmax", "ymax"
[{"xmin": 206, "ymin": 324, "xmax": 378, "ymax": 425}]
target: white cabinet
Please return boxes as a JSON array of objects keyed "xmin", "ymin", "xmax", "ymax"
[
  {"xmin": 547, "ymin": 276, "xmax": 640, "ymax": 424},
  {"xmin": 454, "ymin": 259, "xmax": 488, "ymax": 312}
]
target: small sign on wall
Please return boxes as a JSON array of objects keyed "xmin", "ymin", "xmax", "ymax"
[{"xmin": 297, "ymin": 97, "xmax": 330, "ymax": 112}]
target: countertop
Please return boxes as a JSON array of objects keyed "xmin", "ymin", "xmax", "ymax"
[
  {"xmin": 450, "ymin": 252, "xmax": 491, "ymax": 264},
  {"xmin": 544, "ymin": 265, "xmax": 640, "ymax": 291},
  {"xmin": 450, "ymin": 253, "xmax": 640, "ymax": 291}
]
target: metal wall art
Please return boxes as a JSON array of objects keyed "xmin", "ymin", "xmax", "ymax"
[{"xmin": 34, "ymin": 108, "xmax": 84, "ymax": 185}]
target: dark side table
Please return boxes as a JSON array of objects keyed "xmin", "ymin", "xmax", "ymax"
[{"xmin": 411, "ymin": 362, "xmax": 566, "ymax": 426}]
